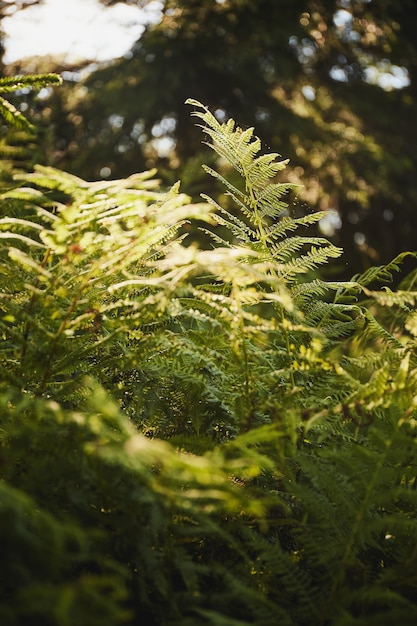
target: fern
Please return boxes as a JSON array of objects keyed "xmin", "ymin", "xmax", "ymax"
[
  {"xmin": 0, "ymin": 164, "xmax": 211, "ymax": 402},
  {"xmin": 0, "ymin": 382, "xmax": 288, "ymax": 626},
  {"xmin": 1, "ymin": 85, "xmax": 417, "ymax": 625}
]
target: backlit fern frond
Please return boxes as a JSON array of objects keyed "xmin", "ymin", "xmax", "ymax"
[
  {"xmin": 0, "ymin": 164, "xmax": 211, "ymax": 402},
  {"xmin": 186, "ymin": 99, "xmax": 356, "ymax": 345},
  {"xmin": 0, "ymin": 74, "xmax": 62, "ymax": 133},
  {"xmin": 187, "ymin": 99, "xmax": 342, "ymax": 265}
]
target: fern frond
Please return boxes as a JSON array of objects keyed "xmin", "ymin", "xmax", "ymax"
[
  {"xmin": 0, "ymin": 96, "xmax": 35, "ymax": 133},
  {"xmin": 291, "ymin": 279, "xmax": 356, "ymax": 303},
  {"xmin": 0, "ymin": 74, "xmax": 62, "ymax": 93},
  {"xmin": 361, "ymin": 309, "xmax": 405, "ymax": 349},
  {"xmin": 256, "ymin": 182, "xmax": 295, "ymax": 219},
  {"xmin": 202, "ymin": 165, "xmax": 246, "ymax": 201},
  {"xmin": 201, "ymin": 195, "xmax": 255, "ymax": 243},
  {"xmin": 246, "ymin": 153, "xmax": 289, "ymax": 189},
  {"xmin": 353, "ymin": 251, "xmax": 417, "ymax": 287},
  {"xmin": 280, "ymin": 244, "xmax": 343, "ymax": 281},
  {"xmin": 267, "ymin": 212, "xmax": 328, "ymax": 240},
  {"xmin": 0, "ymin": 74, "xmax": 62, "ymax": 132},
  {"xmin": 188, "ymin": 99, "xmax": 344, "ymax": 299},
  {"xmin": 362, "ymin": 287, "xmax": 417, "ymax": 308}
]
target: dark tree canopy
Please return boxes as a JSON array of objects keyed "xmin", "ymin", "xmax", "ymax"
[{"xmin": 2, "ymin": 0, "xmax": 417, "ymax": 277}]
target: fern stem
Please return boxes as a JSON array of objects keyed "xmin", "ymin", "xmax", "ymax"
[
  {"xmin": 244, "ymin": 171, "xmax": 268, "ymax": 255},
  {"xmin": 244, "ymin": 170, "xmax": 296, "ymax": 388}
]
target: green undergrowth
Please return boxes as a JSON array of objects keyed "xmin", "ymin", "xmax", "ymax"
[{"xmin": 1, "ymin": 75, "xmax": 417, "ymax": 625}]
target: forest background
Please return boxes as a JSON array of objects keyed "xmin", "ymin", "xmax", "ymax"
[{"xmin": 1, "ymin": 0, "xmax": 416, "ymax": 280}]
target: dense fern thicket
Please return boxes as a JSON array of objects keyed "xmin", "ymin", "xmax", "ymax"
[{"xmin": 1, "ymin": 75, "xmax": 417, "ymax": 625}]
